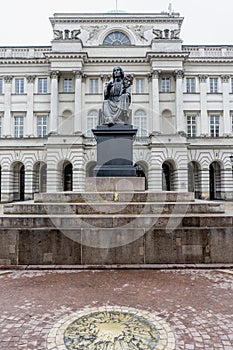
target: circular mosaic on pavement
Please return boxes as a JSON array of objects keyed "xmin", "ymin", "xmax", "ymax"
[{"xmin": 47, "ymin": 306, "xmax": 176, "ymax": 350}]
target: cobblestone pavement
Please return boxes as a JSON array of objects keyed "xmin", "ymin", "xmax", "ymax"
[{"xmin": 0, "ymin": 269, "xmax": 232, "ymax": 349}]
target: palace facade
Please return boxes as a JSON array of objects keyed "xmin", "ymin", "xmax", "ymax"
[{"xmin": 0, "ymin": 10, "xmax": 233, "ymax": 202}]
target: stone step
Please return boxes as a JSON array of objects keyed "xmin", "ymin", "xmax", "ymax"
[
  {"xmin": 3, "ymin": 201, "xmax": 225, "ymax": 215},
  {"xmin": 0, "ymin": 213, "xmax": 232, "ymax": 229},
  {"xmin": 1, "ymin": 227, "xmax": 232, "ymax": 265},
  {"xmin": 34, "ymin": 191, "xmax": 195, "ymax": 203}
]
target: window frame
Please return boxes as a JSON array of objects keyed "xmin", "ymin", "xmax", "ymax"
[
  {"xmin": 38, "ymin": 78, "xmax": 48, "ymax": 94},
  {"xmin": 209, "ymin": 114, "xmax": 220, "ymax": 137},
  {"xmin": 14, "ymin": 115, "xmax": 24, "ymax": 138},
  {"xmin": 134, "ymin": 110, "xmax": 148, "ymax": 137},
  {"xmin": 37, "ymin": 115, "xmax": 47, "ymax": 138},
  {"xmin": 135, "ymin": 78, "xmax": 145, "ymax": 94},
  {"xmin": 0, "ymin": 78, "xmax": 3, "ymax": 94},
  {"xmin": 89, "ymin": 78, "xmax": 99, "ymax": 94},
  {"xmin": 209, "ymin": 77, "xmax": 218, "ymax": 93},
  {"xmin": 186, "ymin": 77, "xmax": 196, "ymax": 93},
  {"xmin": 86, "ymin": 110, "xmax": 98, "ymax": 137},
  {"xmin": 161, "ymin": 77, "xmax": 171, "ymax": 93},
  {"xmin": 186, "ymin": 114, "xmax": 197, "ymax": 137},
  {"xmin": 15, "ymin": 78, "xmax": 25, "ymax": 94},
  {"xmin": 63, "ymin": 78, "xmax": 73, "ymax": 93}
]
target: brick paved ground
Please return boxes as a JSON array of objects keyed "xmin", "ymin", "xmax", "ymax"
[{"xmin": 0, "ymin": 269, "xmax": 232, "ymax": 349}]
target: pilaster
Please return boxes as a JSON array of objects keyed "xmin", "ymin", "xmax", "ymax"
[
  {"xmin": 174, "ymin": 70, "xmax": 184, "ymax": 133},
  {"xmin": 26, "ymin": 75, "xmax": 36, "ymax": 137},
  {"xmin": 199, "ymin": 75, "xmax": 209, "ymax": 136},
  {"xmin": 221, "ymin": 75, "xmax": 231, "ymax": 135},
  {"xmin": 73, "ymin": 70, "xmax": 83, "ymax": 133},
  {"xmin": 151, "ymin": 70, "xmax": 161, "ymax": 133},
  {"xmin": 3, "ymin": 76, "xmax": 13, "ymax": 137},
  {"xmin": 50, "ymin": 70, "xmax": 59, "ymax": 134}
]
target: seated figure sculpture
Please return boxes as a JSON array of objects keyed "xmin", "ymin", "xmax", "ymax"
[{"xmin": 101, "ymin": 66, "xmax": 133, "ymax": 125}]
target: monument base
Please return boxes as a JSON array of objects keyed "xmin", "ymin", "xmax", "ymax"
[{"xmin": 92, "ymin": 124, "xmax": 137, "ymax": 177}]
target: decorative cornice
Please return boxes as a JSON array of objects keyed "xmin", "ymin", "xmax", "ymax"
[
  {"xmin": 86, "ymin": 57, "xmax": 148, "ymax": 64},
  {"xmin": 0, "ymin": 59, "xmax": 48, "ymax": 65},
  {"xmin": 147, "ymin": 52, "xmax": 189, "ymax": 60}
]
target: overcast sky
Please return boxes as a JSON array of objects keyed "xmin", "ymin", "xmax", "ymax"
[{"xmin": 1, "ymin": 0, "xmax": 232, "ymax": 46}]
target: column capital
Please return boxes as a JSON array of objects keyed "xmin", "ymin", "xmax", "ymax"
[
  {"xmin": 26, "ymin": 75, "xmax": 36, "ymax": 83},
  {"xmin": 199, "ymin": 74, "xmax": 208, "ymax": 83},
  {"xmin": 4, "ymin": 75, "xmax": 13, "ymax": 83},
  {"xmin": 50, "ymin": 70, "xmax": 60, "ymax": 79},
  {"xmin": 100, "ymin": 74, "xmax": 111, "ymax": 82},
  {"xmin": 151, "ymin": 69, "xmax": 161, "ymax": 79},
  {"xmin": 173, "ymin": 70, "xmax": 184, "ymax": 79},
  {"xmin": 221, "ymin": 75, "xmax": 230, "ymax": 83},
  {"xmin": 73, "ymin": 70, "xmax": 83, "ymax": 79}
]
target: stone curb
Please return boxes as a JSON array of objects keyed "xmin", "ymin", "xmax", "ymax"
[{"xmin": 0, "ymin": 263, "xmax": 233, "ymax": 270}]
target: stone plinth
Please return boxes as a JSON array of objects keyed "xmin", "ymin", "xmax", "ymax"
[
  {"xmin": 85, "ymin": 177, "xmax": 145, "ymax": 192},
  {"xmin": 92, "ymin": 124, "xmax": 137, "ymax": 177}
]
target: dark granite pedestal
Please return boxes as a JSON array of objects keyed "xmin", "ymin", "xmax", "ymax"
[{"xmin": 92, "ymin": 124, "xmax": 137, "ymax": 177}]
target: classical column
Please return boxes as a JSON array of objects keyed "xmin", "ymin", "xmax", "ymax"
[
  {"xmin": 174, "ymin": 70, "xmax": 184, "ymax": 133},
  {"xmin": 151, "ymin": 70, "xmax": 160, "ymax": 133},
  {"xmin": 221, "ymin": 75, "xmax": 231, "ymax": 135},
  {"xmin": 3, "ymin": 76, "xmax": 13, "ymax": 137},
  {"xmin": 199, "ymin": 75, "xmax": 209, "ymax": 136},
  {"xmin": 50, "ymin": 70, "xmax": 59, "ymax": 134},
  {"xmin": 26, "ymin": 75, "xmax": 36, "ymax": 137},
  {"xmin": 73, "ymin": 70, "xmax": 83, "ymax": 133}
]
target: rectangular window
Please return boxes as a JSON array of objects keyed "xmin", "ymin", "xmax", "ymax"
[
  {"xmin": 86, "ymin": 112, "xmax": 98, "ymax": 137},
  {"xmin": 135, "ymin": 78, "xmax": 145, "ymax": 93},
  {"xmin": 231, "ymin": 115, "xmax": 233, "ymax": 133},
  {"xmin": 209, "ymin": 78, "xmax": 218, "ymax": 93},
  {"xmin": 15, "ymin": 78, "xmax": 24, "ymax": 94},
  {"xmin": 187, "ymin": 115, "xmax": 197, "ymax": 137},
  {"xmin": 38, "ymin": 78, "xmax": 48, "ymax": 94},
  {"xmin": 210, "ymin": 115, "xmax": 220, "ymax": 137},
  {"xmin": 63, "ymin": 78, "xmax": 73, "ymax": 93},
  {"xmin": 0, "ymin": 79, "xmax": 3, "ymax": 94},
  {"xmin": 186, "ymin": 78, "xmax": 196, "ymax": 93},
  {"xmin": 89, "ymin": 79, "xmax": 99, "ymax": 94},
  {"xmin": 14, "ymin": 116, "xmax": 24, "ymax": 138},
  {"xmin": 134, "ymin": 115, "xmax": 147, "ymax": 137},
  {"xmin": 161, "ymin": 77, "xmax": 170, "ymax": 92},
  {"xmin": 37, "ymin": 115, "xmax": 47, "ymax": 138},
  {"xmin": 231, "ymin": 78, "xmax": 233, "ymax": 93}
]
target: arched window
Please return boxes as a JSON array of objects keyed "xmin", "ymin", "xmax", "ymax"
[
  {"xmin": 86, "ymin": 110, "xmax": 98, "ymax": 137},
  {"xmin": 134, "ymin": 109, "xmax": 148, "ymax": 137},
  {"xmin": 103, "ymin": 31, "xmax": 131, "ymax": 46}
]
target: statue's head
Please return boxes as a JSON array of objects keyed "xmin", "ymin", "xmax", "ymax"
[{"xmin": 112, "ymin": 66, "xmax": 124, "ymax": 80}]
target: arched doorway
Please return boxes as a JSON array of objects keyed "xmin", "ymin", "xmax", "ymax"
[
  {"xmin": 33, "ymin": 162, "xmax": 47, "ymax": 193},
  {"xmin": 162, "ymin": 161, "xmax": 176, "ymax": 191},
  {"xmin": 86, "ymin": 161, "xmax": 97, "ymax": 177},
  {"xmin": 188, "ymin": 161, "xmax": 202, "ymax": 199},
  {"xmin": 63, "ymin": 162, "xmax": 73, "ymax": 191},
  {"xmin": 12, "ymin": 162, "xmax": 25, "ymax": 201},
  {"xmin": 209, "ymin": 161, "xmax": 222, "ymax": 200},
  {"xmin": 134, "ymin": 161, "xmax": 148, "ymax": 190}
]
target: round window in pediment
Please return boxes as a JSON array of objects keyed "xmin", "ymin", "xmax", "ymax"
[{"xmin": 103, "ymin": 31, "xmax": 131, "ymax": 45}]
